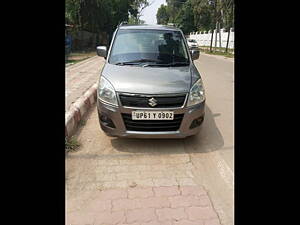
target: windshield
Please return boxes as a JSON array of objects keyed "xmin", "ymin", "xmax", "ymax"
[
  {"xmin": 188, "ymin": 39, "xmax": 197, "ymax": 43},
  {"xmin": 109, "ymin": 29, "xmax": 189, "ymax": 65}
]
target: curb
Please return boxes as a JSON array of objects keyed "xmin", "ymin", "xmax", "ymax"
[{"xmin": 65, "ymin": 82, "xmax": 98, "ymax": 140}]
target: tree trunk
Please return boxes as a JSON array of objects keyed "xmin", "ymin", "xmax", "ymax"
[
  {"xmin": 225, "ymin": 27, "xmax": 230, "ymax": 53},
  {"xmin": 220, "ymin": 4, "xmax": 224, "ymax": 49},
  {"xmin": 96, "ymin": 32, "xmax": 100, "ymax": 47},
  {"xmin": 218, "ymin": 23, "xmax": 222, "ymax": 49},
  {"xmin": 225, "ymin": 2, "xmax": 234, "ymax": 53},
  {"xmin": 210, "ymin": 29, "xmax": 214, "ymax": 52},
  {"xmin": 214, "ymin": 0, "xmax": 218, "ymax": 52},
  {"xmin": 214, "ymin": 22, "xmax": 218, "ymax": 51}
]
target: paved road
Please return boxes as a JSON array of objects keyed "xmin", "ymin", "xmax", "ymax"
[
  {"xmin": 66, "ymin": 56, "xmax": 105, "ymax": 111},
  {"xmin": 66, "ymin": 53, "xmax": 234, "ymax": 225}
]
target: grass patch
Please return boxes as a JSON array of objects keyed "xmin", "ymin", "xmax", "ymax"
[
  {"xmin": 65, "ymin": 137, "xmax": 80, "ymax": 152},
  {"xmin": 65, "ymin": 58, "xmax": 88, "ymax": 65},
  {"xmin": 69, "ymin": 50, "xmax": 96, "ymax": 56},
  {"xmin": 65, "ymin": 51, "xmax": 97, "ymax": 65},
  {"xmin": 200, "ymin": 46, "xmax": 234, "ymax": 58},
  {"xmin": 79, "ymin": 120, "xmax": 86, "ymax": 126},
  {"xmin": 200, "ymin": 46, "xmax": 234, "ymax": 53}
]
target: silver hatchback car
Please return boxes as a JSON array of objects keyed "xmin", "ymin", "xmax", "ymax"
[{"xmin": 96, "ymin": 24, "xmax": 205, "ymax": 138}]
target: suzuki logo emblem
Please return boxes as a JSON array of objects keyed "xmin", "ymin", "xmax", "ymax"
[{"xmin": 148, "ymin": 97, "xmax": 158, "ymax": 107}]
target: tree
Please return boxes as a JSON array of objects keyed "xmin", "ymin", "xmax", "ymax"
[
  {"xmin": 128, "ymin": 15, "xmax": 146, "ymax": 24},
  {"xmin": 193, "ymin": 2, "xmax": 214, "ymax": 32},
  {"xmin": 211, "ymin": 0, "xmax": 234, "ymax": 50},
  {"xmin": 130, "ymin": 0, "xmax": 152, "ymax": 24},
  {"xmin": 157, "ymin": 0, "xmax": 234, "ymax": 51},
  {"xmin": 191, "ymin": 0, "xmax": 216, "ymax": 52},
  {"xmin": 166, "ymin": 0, "xmax": 188, "ymax": 23},
  {"xmin": 156, "ymin": 0, "xmax": 215, "ymax": 34},
  {"xmin": 65, "ymin": 0, "xmax": 151, "ymax": 45},
  {"xmin": 224, "ymin": 0, "xmax": 234, "ymax": 52},
  {"xmin": 65, "ymin": 0, "xmax": 81, "ymax": 26},
  {"xmin": 156, "ymin": 4, "xmax": 169, "ymax": 25},
  {"xmin": 175, "ymin": 1, "xmax": 197, "ymax": 34}
]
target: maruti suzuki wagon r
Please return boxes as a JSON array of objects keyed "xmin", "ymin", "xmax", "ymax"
[{"xmin": 96, "ymin": 24, "xmax": 205, "ymax": 138}]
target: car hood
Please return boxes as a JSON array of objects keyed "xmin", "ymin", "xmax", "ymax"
[{"xmin": 101, "ymin": 63, "xmax": 192, "ymax": 94}]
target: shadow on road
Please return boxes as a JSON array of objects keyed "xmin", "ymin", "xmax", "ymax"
[
  {"xmin": 110, "ymin": 105, "xmax": 224, "ymax": 155},
  {"xmin": 183, "ymin": 106, "xmax": 224, "ymax": 154}
]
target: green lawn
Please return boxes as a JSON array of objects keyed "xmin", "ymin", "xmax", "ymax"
[
  {"xmin": 199, "ymin": 46, "xmax": 234, "ymax": 58},
  {"xmin": 65, "ymin": 51, "xmax": 97, "ymax": 65}
]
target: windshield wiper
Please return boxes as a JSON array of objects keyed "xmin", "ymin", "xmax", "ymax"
[
  {"xmin": 114, "ymin": 58, "xmax": 162, "ymax": 66},
  {"xmin": 144, "ymin": 61, "xmax": 190, "ymax": 67},
  {"xmin": 166, "ymin": 61, "xmax": 190, "ymax": 66}
]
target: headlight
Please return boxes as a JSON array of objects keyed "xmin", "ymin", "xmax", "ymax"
[
  {"xmin": 187, "ymin": 78, "xmax": 205, "ymax": 107},
  {"xmin": 98, "ymin": 76, "xmax": 118, "ymax": 106}
]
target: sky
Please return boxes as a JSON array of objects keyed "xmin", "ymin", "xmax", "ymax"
[{"xmin": 140, "ymin": 0, "xmax": 167, "ymax": 25}]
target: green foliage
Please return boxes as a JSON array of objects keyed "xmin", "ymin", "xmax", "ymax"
[
  {"xmin": 156, "ymin": 0, "xmax": 234, "ymax": 34},
  {"xmin": 65, "ymin": 137, "xmax": 80, "ymax": 152},
  {"xmin": 65, "ymin": 0, "xmax": 150, "ymax": 38},
  {"xmin": 175, "ymin": 1, "xmax": 196, "ymax": 34},
  {"xmin": 192, "ymin": 0, "xmax": 214, "ymax": 31},
  {"xmin": 156, "ymin": 4, "xmax": 169, "ymax": 25},
  {"xmin": 65, "ymin": 0, "xmax": 81, "ymax": 26},
  {"xmin": 128, "ymin": 15, "xmax": 146, "ymax": 25},
  {"xmin": 130, "ymin": 0, "xmax": 150, "ymax": 19},
  {"xmin": 78, "ymin": 0, "xmax": 131, "ymax": 35},
  {"xmin": 166, "ymin": 0, "xmax": 188, "ymax": 23}
]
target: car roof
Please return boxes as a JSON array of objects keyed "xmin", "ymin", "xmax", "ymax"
[{"xmin": 119, "ymin": 24, "xmax": 182, "ymax": 32}]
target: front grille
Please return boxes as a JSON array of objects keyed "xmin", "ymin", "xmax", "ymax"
[
  {"xmin": 122, "ymin": 113, "xmax": 184, "ymax": 132},
  {"xmin": 119, "ymin": 94, "xmax": 186, "ymax": 108}
]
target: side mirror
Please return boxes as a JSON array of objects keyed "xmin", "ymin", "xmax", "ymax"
[
  {"xmin": 190, "ymin": 49, "xmax": 200, "ymax": 60},
  {"xmin": 96, "ymin": 46, "xmax": 107, "ymax": 58}
]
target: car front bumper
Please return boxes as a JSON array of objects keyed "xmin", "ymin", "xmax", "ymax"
[{"xmin": 97, "ymin": 99, "xmax": 205, "ymax": 139}]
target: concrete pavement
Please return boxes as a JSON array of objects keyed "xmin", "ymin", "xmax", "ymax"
[
  {"xmin": 66, "ymin": 54, "xmax": 234, "ymax": 225},
  {"xmin": 67, "ymin": 186, "xmax": 220, "ymax": 225},
  {"xmin": 66, "ymin": 56, "xmax": 105, "ymax": 111}
]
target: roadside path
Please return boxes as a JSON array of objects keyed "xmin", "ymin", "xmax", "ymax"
[{"xmin": 65, "ymin": 56, "xmax": 105, "ymax": 111}]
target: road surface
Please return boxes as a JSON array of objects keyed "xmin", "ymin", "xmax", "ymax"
[{"xmin": 66, "ymin": 53, "xmax": 234, "ymax": 225}]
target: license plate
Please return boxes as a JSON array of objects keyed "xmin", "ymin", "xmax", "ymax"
[{"xmin": 132, "ymin": 111, "xmax": 174, "ymax": 120}]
